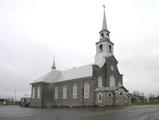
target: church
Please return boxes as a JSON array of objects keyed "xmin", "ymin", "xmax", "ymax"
[{"xmin": 30, "ymin": 6, "xmax": 131, "ymax": 108}]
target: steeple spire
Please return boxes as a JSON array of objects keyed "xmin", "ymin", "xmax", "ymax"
[
  {"xmin": 102, "ymin": 5, "xmax": 107, "ymax": 30},
  {"xmin": 99, "ymin": 5, "xmax": 110, "ymax": 40},
  {"xmin": 51, "ymin": 57, "xmax": 56, "ymax": 69},
  {"xmin": 95, "ymin": 5, "xmax": 114, "ymax": 64}
]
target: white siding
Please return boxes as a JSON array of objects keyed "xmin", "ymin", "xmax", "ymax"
[
  {"xmin": 84, "ymin": 83, "xmax": 89, "ymax": 99},
  {"xmin": 63, "ymin": 86, "xmax": 67, "ymax": 99},
  {"xmin": 37, "ymin": 86, "xmax": 41, "ymax": 99},
  {"xmin": 73, "ymin": 84, "xmax": 78, "ymax": 99},
  {"xmin": 55, "ymin": 87, "xmax": 58, "ymax": 99}
]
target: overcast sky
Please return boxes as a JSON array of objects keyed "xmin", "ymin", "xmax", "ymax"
[{"xmin": 0, "ymin": 0, "xmax": 159, "ymax": 99}]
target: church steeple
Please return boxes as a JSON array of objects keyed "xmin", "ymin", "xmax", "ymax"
[
  {"xmin": 51, "ymin": 57, "xmax": 56, "ymax": 69},
  {"xmin": 102, "ymin": 5, "xmax": 107, "ymax": 30},
  {"xmin": 95, "ymin": 5, "xmax": 114, "ymax": 67},
  {"xmin": 99, "ymin": 5, "xmax": 110, "ymax": 40}
]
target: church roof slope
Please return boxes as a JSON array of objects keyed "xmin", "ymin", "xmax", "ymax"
[
  {"xmin": 58, "ymin": 64, "xmax": 93, "ymax": 82},
  {"xmin": 32, "ymin": 64, "xmax": 93, "ymax": 84},
  {"xmin": 32, "ymin": 69, "xmax": 62, "ymax": 83}
]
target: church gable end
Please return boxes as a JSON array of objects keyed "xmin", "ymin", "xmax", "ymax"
[{"xmin": 105, "ymin": 56, "xmax": 123, "ymax": 87}]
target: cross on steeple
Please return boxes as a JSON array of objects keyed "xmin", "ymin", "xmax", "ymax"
[{"xmin": 51, "ymin": 56, "xmax": 56, "ymax": 69}]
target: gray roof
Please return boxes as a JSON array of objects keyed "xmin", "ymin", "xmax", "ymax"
[{"xmin": 32, "ymin": 64, "xmax": 93, "ymax": 83}]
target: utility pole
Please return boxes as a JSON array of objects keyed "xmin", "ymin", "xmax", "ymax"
[{"xmin": 14, "ymin": 89, "xmax": 16, "ymax": 102}]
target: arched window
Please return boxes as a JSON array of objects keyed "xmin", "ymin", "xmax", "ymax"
[
  {"xmin": 99, "ymin": 44, "xmax": 103, "ymax": 52},
  {"xmin": 84, "ymin": 83, "xmax": 89, "ymax": 99},
  {"xmin": 63, "ymin": 86, "xmax": 67, "ymax": 99},
  {"xmin": 73, "ymin": 84, "xmax": 78, "ymax": 99},
  {"xmin": 109, "ymin": 45, "xmax": 112, "ymax": 53},
  {"xmin": 110, "ymin": 75, "xmax": 115, "ymax": 87},
  {"xmin": 127, "ymin": 95, "xmax": 130, "ymax": 99},
  {"xmin": 107, "ymin": 33, "xmax": 109, "ymax": 38},
  {"xmin": 120, "ymin": 92, "xmax": 123, "ymax": 95},
  {"xmin": 37, "ymin": 86, "xmax": 41, "ymax": 99},
  {"xmin": 98, "ymin": 76, "xmax": 103, "ymax": 88},
  {"xmin": 101, "ymin": 33, "xmax": 104, "ymax": 38},
  {"xmin": 55, "ymin": 87, "xmax": 58, "ymax": 99},
  {"xmin": 32, "ymin": 87, "xmax": 35, "ymax": 99},
  {"xmin": 98, "ymin": 93, "xmax": 102, "ymax": 102},
  {"xmin": 107, "ymin": 92, "xmax": 112, "ymax": 97}
]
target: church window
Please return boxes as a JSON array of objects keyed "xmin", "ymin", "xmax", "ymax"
[
  {"xmin": 98, "ymin": 76, "xmax": 103, "ymax": 88},
  {"xmin": 32, "ymin": 87, "xmax": 35, "ymax": 99},
  {"xmin": 98, "ymin": 93, "xmax": 102, "ymax": 102},
  {"xmin": 120, "ymin": 92, "xmax": 123, "ymax": 95},
  {"xmin": 63, "ymin": 86, "xmax": 67, "ymax": 99},
  {"xmin": 101, "ymin": 33, "xmax": 104, "ymax": 38},
  {"xmin": 109, "ymin": 75, "xmax": 115, "ymax": 87},
  {"xmin": 108, "ymin": 92, "xmax": 112, "ymax": 97},
  {"xmin": 110, "ymin": 65, "xmax": 114, "ymax": 71},
  {"xmin": 109, "ymin": 45, "xmax": 112, "ymax": 53},
  {"xmin": 73, "ymin": 84, "xmax": 78, "ymax": 99},
  {"xmin": 128, "ymin": 95, "xmax": 130, "ymax": 99},
  {"xmin": 37, "ymin": 86, "xmax": 41, "ymax": 99},
  {"xmin": 99, "ymin": 44, "xmax": 103, "ymax": 52},
  {"xmin": 84, "ymin": 83, "xmax": 89, "ymax": 99},
  {"xmin": 107, "ymin": 33, "xmax": 109, "ymax": 38},
  {"xmin": 55, "ymin": 87, "xmax": 58, "ymax": 99}
]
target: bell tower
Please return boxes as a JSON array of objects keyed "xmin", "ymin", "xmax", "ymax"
[{"xmin": 95, "ymin": 5, "xmax": 114, "ymax": 68}]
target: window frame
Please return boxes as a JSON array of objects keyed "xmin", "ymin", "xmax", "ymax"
[
  {"xmin": 84, "ymin": 83, "xmax": 89, "ymax": 99},
  {"xmin": 37, "ymin": 86, "xmax": 41, "ymax": 99},
  {"xmin": 107, "ymin": 92, "xmax": 112, "ymax": 97},
  {"xmin": 99, "ymin": 44, "xmax": 103, "ymax": 52},
  {"xmin": 63, "ymin": 86, "xmax": 67, "ymax": 99},
  {"xmin": 109, "ymin": 45, "xmax": 112, "ymax": 53},
  {"xmin": 73, "ymin": 84, "xmax": 78, "ymax": 99},
  {"xmin": 55, "ymin": 87, "xmax": 58, "ymax": 99},
  {"xmin": 32, "ymin": 87, "xmax": 35, "ymax": 99},
  {"xmin": 98, "ymin": 76, "xmax": 103, "ymax": 88},
  {"xmin": 97, "ymin": 93, "xmax": 102, "ymax": 102},
  {"xmin": 109, "ymin": 75, "xmax": 115, "ymax": 87}
]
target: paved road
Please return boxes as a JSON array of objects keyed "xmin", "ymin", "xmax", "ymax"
[{"xmin": 0, "ymin": 105, "xmax": 159, "ymax": 120}]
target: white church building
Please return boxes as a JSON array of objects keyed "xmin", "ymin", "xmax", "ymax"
[{"xmin": 30, "ymin": 6, "xmax": 131, "ymax": 108}]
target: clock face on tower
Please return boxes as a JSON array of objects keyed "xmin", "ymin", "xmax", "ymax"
[
  {"xmin": 95, "ymin": 54, "xmax": 106, "ymax": 68},
  {"xmin": 110, "ymin": 65, "xmax": 114, "ymax": 71}
]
